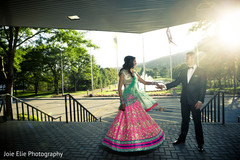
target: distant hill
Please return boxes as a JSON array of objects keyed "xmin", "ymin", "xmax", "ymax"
[{"xmin": 137, "ymin": 51, "xmax": 186, "ymax": 69}]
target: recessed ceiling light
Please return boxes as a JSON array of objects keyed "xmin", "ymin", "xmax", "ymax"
[{"xmin": 67, "ymin": 15, "xmax": 80, "ymax": 21}]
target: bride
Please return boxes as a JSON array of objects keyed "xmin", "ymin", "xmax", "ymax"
[{"xmin": 102, "ymin": 56, "xmax": 165, "ymax": 152}]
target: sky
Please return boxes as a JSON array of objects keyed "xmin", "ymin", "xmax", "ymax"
[{"xmin": 83, "ymin": 22, "xmax": 202, "ymax": 68}]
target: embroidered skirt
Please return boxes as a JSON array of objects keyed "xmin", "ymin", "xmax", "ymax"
[{"xmin": 102, "ymin": 98, "xmax": 165, "ymax": 152}]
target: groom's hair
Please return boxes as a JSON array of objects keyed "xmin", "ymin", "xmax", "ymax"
[
  {"xmin": 186, "ymin": 51, "xmax": 196, "ymax": 57},
  {"xmin": 187, "ymin": 51, "xmax": 197, "ymax": 59}
]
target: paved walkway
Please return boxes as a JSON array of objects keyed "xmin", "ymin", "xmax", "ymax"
[
  {"xmin": 0, "ymin": 121, "xmax": 240, "ymax": 159},
  {"xmin": 2, "ymin": 94, "xmax": 239, "ymax": 159}
]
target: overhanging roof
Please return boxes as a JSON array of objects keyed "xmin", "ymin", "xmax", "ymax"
[{"xmin": 0, "ymin": 0, "xmax": 239, "ymax": 33}]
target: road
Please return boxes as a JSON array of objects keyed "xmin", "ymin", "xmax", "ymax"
[{"xmin": 13, "ymin": 94, "xmax": 240, "ymax": 123}]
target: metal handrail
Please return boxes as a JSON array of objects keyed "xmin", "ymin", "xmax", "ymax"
[
  {"xmin": 0, "ymin": 93, "xmax": 9, "ymax": 122},
  {"xmin": 64, "ymin": 94, "xmax": 101, "ymax": 123},
  {"xmin": 0, "ymin": 94, "xmax": 62, "ymax": 122},
  {"xmin": 201, "ymin": 91, "xmax": 225, "ymax": 124}
]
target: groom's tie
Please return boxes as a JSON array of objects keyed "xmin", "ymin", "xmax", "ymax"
[{"xmin": 188, "ymin": 66, "xmax": 194, "ymax": 69}]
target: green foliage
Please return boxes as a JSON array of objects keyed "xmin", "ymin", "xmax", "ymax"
[
  {"xmin": 14, "ymin": 48, "xmax": 28, "ymax": 72},
  {"xmin": 189, "ymin": 21, "xmax": 213, "ymax": 32},
  {"xmin": 189, "ymin": 21, "xmax": 240, "ymax": 91},
  {"xmin": 8, "ymin": 28, "xmax": 100, "ymax": 95},
  {"xmin": 152, "ymin": 68, "xmax": 159, "ymax": 78},
  {"xmin": 15, "ymin": 91, "xmax": 55, "ymax": 98},
  {"xmin": 146, "ymin": 69, "xmax": 155, "ymax": 77},
  {"xmin": 97, "ymin": 68, "xmax": 117, "ymax": 88},
  {"xmin": 160, "ymin": 67, "xmax": 169, "ymax": 78},
  {"xmin": 0, "ymin": 27, "xmax": 50, "ymax": 72},
  {"xmin": 172, "ymin": 63, "xmax": 187, "ymax": 79}
]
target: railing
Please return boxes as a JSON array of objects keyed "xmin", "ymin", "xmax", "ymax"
[
  {"xmin": 0, "ymin": 94, "xmax": 62, "ymax": 122},
  {"xmin": 201, "ymin": 91, "xmax": 224, "ymax": 124},
  {"xmin": 0, "ymin": 93, "xmax": 8, "ymax": 122},
  {"xmin": 64, "ymin": 94, "xmax": 101, "ymax": 123}
]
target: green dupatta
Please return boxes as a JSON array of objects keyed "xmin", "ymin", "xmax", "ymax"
[{"xmin": 122, "ymin": 73, "xmax": 157, "ymax": 111}]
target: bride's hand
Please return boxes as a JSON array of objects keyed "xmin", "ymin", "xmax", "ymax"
[{"xmin": 119, "ymin": 103, "xmax": 126, "ymax": 111}]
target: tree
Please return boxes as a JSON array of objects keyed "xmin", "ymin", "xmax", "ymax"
[
  {"xmin": 98, "ymin": 68, "xmax": 117, "ymax": 88},
  {"xmin": 172, "ymin": 64, "xmax": 187, "ymax": 80},
  {"xmin": 159, "ymin": 67, "xmax": 169, "ymax": 78},
  {"xmin": 44, "ymin": 29, "xmax": 98, "ymax": 94},
  {"xmin": 0, "ymin": 27, "xmax": 97, "ymax": 118},
  {"xmin": 0, "ymin": 26, "xmax": 49, "ymax": 118},
  {"xmin": 42, "ymin": 46, "xmax": 63, "ymax": 95},
  {"xmin": 19, "ymin": 46, "xmax": 49, "ymax": 95},
  {"xmin": 145, "ymin": 69, "xmax": 154, "ymax": 77},
  {"xmin": 190, "ymin": 20, "xmax": 240, "ymax": 94},
  {"xmin": 0, "ymin": 55, "xmax": 7, "ymax": 94},
  {"xmin": 152, "ymin": 68, "xmax": 159, "ymax": 78},
  {"xmin": 67, "ymin": 48, "xmax": 92, "ymax": 91}
]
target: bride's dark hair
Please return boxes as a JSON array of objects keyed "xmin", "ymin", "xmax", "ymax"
[{"xmin": 119, "ymin": 56, "xmax": 135, "ymax": 77}]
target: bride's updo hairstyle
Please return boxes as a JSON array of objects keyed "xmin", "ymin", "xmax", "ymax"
[{"xmin": 119, "ymin": 56, "xmax": 135, "ymax": 77}]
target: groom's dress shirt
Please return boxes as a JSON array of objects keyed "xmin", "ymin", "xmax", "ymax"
[{"xmin": 187, "ymin": 65, "xmax": 197, "ymax": 83}]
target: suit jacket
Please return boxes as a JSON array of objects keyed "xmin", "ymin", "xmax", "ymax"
[{"xmin": 166, "ymin": 67, "xmax": 206, "ymax": 106}]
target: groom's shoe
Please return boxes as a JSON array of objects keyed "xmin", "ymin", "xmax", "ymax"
[
  {"xmin": 172, "ymin": 139, "xmax": 185, "ymax": 145},
  {"xmin": 198, "ymin": 145, "xmax": 204, "ymax": 152}
]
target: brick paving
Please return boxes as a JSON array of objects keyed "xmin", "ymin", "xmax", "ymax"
[
  {"xmin": 0, "ymin": 121, "xmax": 240, "ymax": 160},
  {"xmin": 2, "ymin": 95, "xmax": 240, "ymax": 159}
]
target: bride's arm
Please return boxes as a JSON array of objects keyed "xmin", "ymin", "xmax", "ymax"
[
  {"xmin": 118, "ymin": 73, "xmax": 124, "ymax": 99},
  {"xmin": 136, "ymin": 73, "xmax": 158, "ymax": 85},
  {"xmin": 118, "ymin": 73, "xmax": 125, "ymax": 111}
]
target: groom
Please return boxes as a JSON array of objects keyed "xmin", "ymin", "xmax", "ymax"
[{"xmin": 157, "ymin": 51, "xmax": 206, "ymax": 152}]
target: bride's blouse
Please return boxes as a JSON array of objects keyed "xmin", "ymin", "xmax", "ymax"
[{"xmin": 120, "ymin": 69, "xmax": 134, "ymax": 87}]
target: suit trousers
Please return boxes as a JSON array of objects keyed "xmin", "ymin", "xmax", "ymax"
[{"xmin": 179, "ymin": 102, "xmax": 204, "ymax": 146}]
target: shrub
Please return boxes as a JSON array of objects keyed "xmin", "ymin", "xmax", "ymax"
[{"xmin": 18, "ymin": 113, "xmax": 41, "ymax": 121}]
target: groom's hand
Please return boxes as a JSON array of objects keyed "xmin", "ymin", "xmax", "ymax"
[
  {"xmin": 195, "ymin": 101, "xmax": 202, "ymax": 110},
  {"xmin": 156, "ymin": 84, "xmax": 166, "ymax": 90}
]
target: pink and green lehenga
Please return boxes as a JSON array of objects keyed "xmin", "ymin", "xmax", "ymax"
[{"xmin": 102, "ymin": 74, "xmax": 165, "ymax": 152}]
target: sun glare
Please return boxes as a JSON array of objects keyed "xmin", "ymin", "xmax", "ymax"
[{"xmin": 217, "ymin": 10, "xmax": 240, "ymax": 48}]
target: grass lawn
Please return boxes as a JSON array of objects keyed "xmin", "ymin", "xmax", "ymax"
[
  {"xmin": 14, "ymin": 91, "xmax": 56, "ymax": 98},
  {"xmin": 14, "ymin": 90, "xmax": 88, "ymax": 98},
  {"xmin": 207, "ymin": 87, "xmax": 240, "ymax": 94},
  {"xmin": 14, "ymin": 78, "xmax": 182, "ymax": 98}
]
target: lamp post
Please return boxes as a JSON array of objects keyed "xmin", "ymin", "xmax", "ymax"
[
  {"xmin": 142, "ymin": 34, "xmax": 146, "ymax": 91},
  {"xmin": 90, "ymin": 48, "xmax": 94, "ymax": 95},
  {"xmin": 169, "ymin": 44, "xmax": 173, "ymax": 81},
  {"xmin": 61, "ymin": 51, "xmax": 64, "ymax": 95},
  {"xmin": 87, "ymin": 32, "xmax": 94, "ymax": 95},
  {"xmin": 114, "ymin": 33, "xmax": 119, "ymax": 85}
]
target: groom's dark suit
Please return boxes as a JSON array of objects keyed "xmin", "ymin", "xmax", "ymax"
[{"xmin": 166, "ymin": 66, "xmax": 206, "ymax": 146}]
